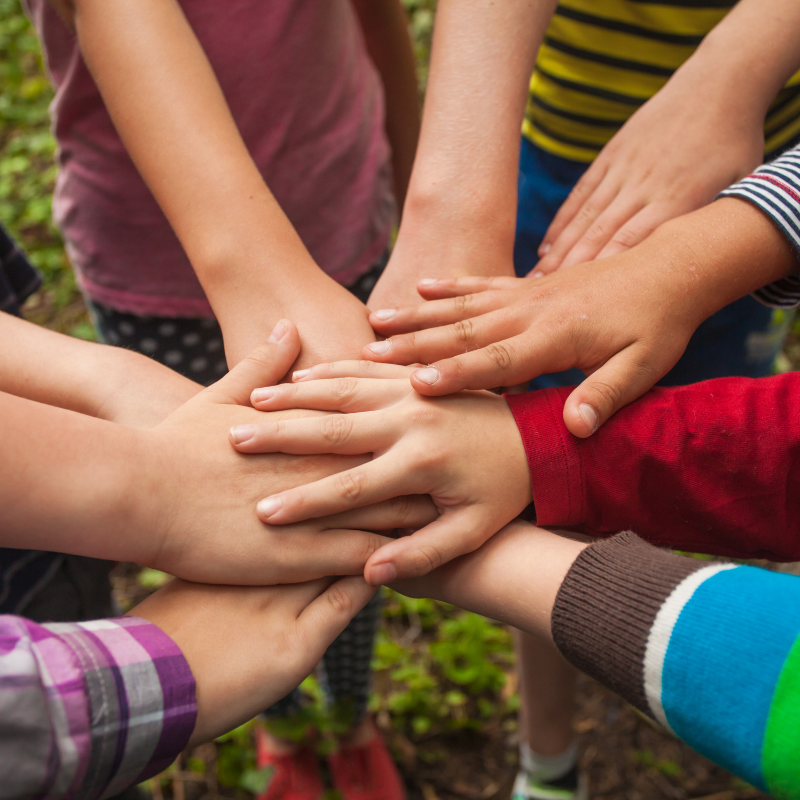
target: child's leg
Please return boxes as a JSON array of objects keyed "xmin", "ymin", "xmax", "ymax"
[
  {"xmin": 513, "ymin": 630, "xmax": 586, "ymax": 800},
  {"xmin": 319, "ymin": 590, "xmax": 383, "ymax": 734},
  {"xmin": 516, "ymin": 629, "xmax": 576, "ymax": 756}
]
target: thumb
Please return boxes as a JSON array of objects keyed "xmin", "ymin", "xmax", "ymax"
[
  {"xmin": 211, "ymin": 319, "xmax": 300, "ymax": 405},
  {"xmin": 296, "ymin": 577, "xmax": 377, "ymax": 663},
  {"xmin": 562, "ymin": 344, "xmax": 665, "ymax": 438}
]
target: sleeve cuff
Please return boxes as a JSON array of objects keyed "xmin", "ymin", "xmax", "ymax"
[
  {"xmin": 551, "ymin": 532, "xmax": 707, "ymax": 719},
  {"xmin": 46, "ymin": 616, "xmax": 197, "ymax": 798},
  {"xmin": 504, "ymin": 388, "xmax": 585, "ymax": 527},
  {"xmin": 720, "ymin": 158, "xmax": 800, "ymax": 309}
]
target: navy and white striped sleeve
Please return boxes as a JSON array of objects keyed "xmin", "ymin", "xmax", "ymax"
[{"xmin": 718, "ymin": 145, "xmax": 800, "ymax": 309}]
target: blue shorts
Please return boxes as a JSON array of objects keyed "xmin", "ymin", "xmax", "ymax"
[{"xmin": 514, "ymin": 137, "xmax": 791, "ymax": 389}]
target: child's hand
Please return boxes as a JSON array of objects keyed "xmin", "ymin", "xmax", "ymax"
[
  {"xmin": 361, "ymin": 195, "xmax": 796, "ymax": 438},
  {"xmin": 364, "ymin": 256, "xmax": 696, "ymax": 437},
  {"xmin": 138, "ymin": 322, "xmax": 438, "ymax": 584},
  {"xmin": 228, "ymin": 362, "xmax": 532, "ymax": 585},
  {"xmin": 532, "ymin": 48, "xmax": 764, "ymax": 274},
  {"xmin": 133, "ymin": 573, "xmax": 377, "ymax": 747}
]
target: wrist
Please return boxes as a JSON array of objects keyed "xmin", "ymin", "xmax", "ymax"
[
  {"xmin": 644, "ymin": 198, "xmax": 796, "ymax": 327},
  {"xmin": 676, "ymin": 25, "xmax": 783, "ymax": 124},
  {"xmin": 215, "ymin": 270, "xmax": 371, "ymax": 366},
  {"xmin": 121, "ymin": 427, "xmax": 176, "ymax": 566},
  {"xmin": 402, "ymin": 178, "xmax": 517, "ymax": 258}
]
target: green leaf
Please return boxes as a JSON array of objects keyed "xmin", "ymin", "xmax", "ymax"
[{"xmin": 239, "ymin": 766, "xmax": 274, "ymax": 794}]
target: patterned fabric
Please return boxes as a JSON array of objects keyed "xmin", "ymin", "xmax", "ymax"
[
  {"xmin": 720, "ymin": 143, "xmax": 800, "ymax": 308},
  {"xmin": 524, "ymin": 0, "xmax": 800, "ymax": 162},
  {"xmin": 0, "ymin": 614, "xmax": 196, "ymax": 800},
  {"xmin": 552, "ymin": 532, "xmax": 800, "ymax": 799}
]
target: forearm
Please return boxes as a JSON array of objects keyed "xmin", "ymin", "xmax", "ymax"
[
  {"xmin": 406, "ymin": 0, "xmax": 550, "ymax": 223},
  {"xmin": 71, "ymin": 0, "xmax": 347, "ymax": 364},
  {"xmin": 395, "ymin": 523, "xmax": 586, "ymax": 639},
  {"xmin": 402, "ymin": 526, "xmax": 800, "ymax": 797},
  {"xmin": 550, "ymin": 533, "xmax": 800, "ymax": 799},
  {"xmin": 0, "ymin": 312, "xmax": 199, "ymax": 426},
  {"xmin": 675, "ymin": 0, "xmax": 800, "ymax": 123},
  {"xmin": 507, "ymin": 370, "xmax": 800, "ymax": 561},
  {"xmin": 0, "ymin": 614, "xmax": 195, "ymax": 799},
  {"xmin": 351, "ymin": 0, "xmax": 420, "ymax": 212},
  {"xmin": 0, "ymin": 391, "xmax": 151, "ymax": 561},
  {"xmin": 370, "ymin": 0, "xmax": 555, "ymax": 306},
  {"xmin": 397, "ymin": 0, "xmax": 554, "ymax": 272}
]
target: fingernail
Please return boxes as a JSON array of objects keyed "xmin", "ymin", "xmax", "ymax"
[
  {"xmin": 419, "ymin": 278, "xmax": 438, "ymax": 286},
  {"xmin": 251, "ymin": 388, "xmax": 275, "ymax": 404},
  {"xmin": 578, "ymin": 404, "xmax": 599, "ymax": 434},
  {"xmin": 367, "ymin": 340, "xmax": 391, "ymax": 355},
  {"xmin": 268, "ymin": 321, "xmax": 287, "ymax": 343},
  {"xmin": 539, "ymin": 243, "xmax": 552, "ymax": 255},
  {"xmin": 373, "ymin": 308, "xmax": 396, "ymax": 321},
  {"xmin": 292, "ymin": 369, "xmax": 311, "ymax": 382},
  {"xmin": 257, "ymin": 496, "xmax": 282, "ymax": 519},
  {"xmin": 531, "ymin": 271, "xmax": 545, "ymax": 278},
  {"xmin": 230, "ymin": 424, "xmax": 256, "ymax": 444},
  {"xmin": 369, "ymin": 562, "xmax": 398, "ymax": 586},
  {"xmin": 414, "ymin": 367, "xmax": 440, "ymax": 385}
]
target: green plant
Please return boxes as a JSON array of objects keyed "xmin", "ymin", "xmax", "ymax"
[{"xmin": 0, "ymin": 0, "xmax": 76, "ymax": 309}]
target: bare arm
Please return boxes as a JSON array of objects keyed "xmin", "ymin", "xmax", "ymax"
[
  {"xmin": 368, "ymin": 0, "xmax": 556, "ymax": 309},
  {"xmin": 66, "ymin": 0, "xmax": 374, "ymax": 367},
  {"xmin": 351, "ymin": 0, "xmax": 420, "ymax": 213},
  {"xmin": 0, "ymin": 312, "xmax": 199, "ymax": 427}
]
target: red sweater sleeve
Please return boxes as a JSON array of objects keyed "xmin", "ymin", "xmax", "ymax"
[{"xmin": 505, "ymin": 373, "xmax": 800, "ymax": 561}]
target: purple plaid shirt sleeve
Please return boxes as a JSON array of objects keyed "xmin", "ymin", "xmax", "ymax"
[{"xmin": 0, "ymin": 614, "xmax": 196, "ymax": 800}]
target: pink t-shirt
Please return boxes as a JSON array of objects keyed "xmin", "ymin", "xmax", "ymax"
[{"xmin": 26, "ymin": 0, "xmax": 395, "ymax": 317}]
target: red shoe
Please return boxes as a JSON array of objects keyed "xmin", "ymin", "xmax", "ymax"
[
  {"xmin": 255, "ymin": 726, "xmax": 324, "ymax": 800},
  {"xmin": 327, "ymin": 727, "xmax": 405, "ymax": 800}
]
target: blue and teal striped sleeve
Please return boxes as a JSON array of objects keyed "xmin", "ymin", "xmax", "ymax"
[{"xmin": 552, "ymin": 532, "xmax": 800, "ymax": 798}]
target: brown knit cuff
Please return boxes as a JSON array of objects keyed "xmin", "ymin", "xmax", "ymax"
[{"xmin": 551, "ymin": 532, "xmax": 705, "ymax": 715}]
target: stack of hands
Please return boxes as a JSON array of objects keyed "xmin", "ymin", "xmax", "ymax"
[{"xmin": 17, "ymin": 311, "xmax": 579, "ymax": 750}]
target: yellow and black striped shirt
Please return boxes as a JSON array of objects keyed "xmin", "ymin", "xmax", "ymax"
[{"xmin": 524, "ymin": 0, "xmax": 800, "ymax": 162}]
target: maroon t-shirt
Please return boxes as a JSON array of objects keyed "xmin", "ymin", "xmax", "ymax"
[{"xmin": 26, "ymin": 0, "xmax": 394, "ymax": 316}]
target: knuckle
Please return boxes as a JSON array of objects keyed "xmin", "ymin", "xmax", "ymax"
[
  {"xmin": 360, "ymin": 533, "xmax": 383, "ymax": 564},
  {"xmin": 586, "ymin": 379, "xmax": 624, "ymax": 410},
  {"xmin": 452, "ymin": 318, "xmax": 475, "ymax": 348},
  {"xmin": 322, "ymin": 414, "xmax": 352, "ymax": 445},
  {"xmin": 483, "ymin": 341, "xmax": 515, "ymax": 372},
  {"xmin": 453, "ymin": 293, "xmax": 473, "ymax": 315},
  {"xmin": 575, "ymin": 202, "xmax": 597, "ymax": 225},
  {"xmin": 411, "ymin": 542, "xmax": 445, "ymax": 576},
  {"xmin": 611, "ymin": 226, "xmax": 644, "ymax": 249},
  {"xmin": 274, "ymin": 419, "xmax": 288, "ymax": 439},
  {"xmin": 389, "ymin": 494, "xmax": 415, "ymax": 525},
  {"xmin": 325, "ymin": 582, "xmax": 355, "ymax": 616},
  {"xmin": 334, "ymin": 470, "xmax": 367, "ymax": 501},
  {"xmin": 584, "ymin": 221, "xmax": 607, "ymax": 244},
  {"xmin": 333, "ymin": 376, "xmax": 358, "ymax": 402}
]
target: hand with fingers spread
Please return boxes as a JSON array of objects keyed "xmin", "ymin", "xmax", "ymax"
[
  {"xmin": 229, "ymin": 361, "xmax": 532, "ymax": 584},
  {"xmin": 362, "ymin": 197, "xmax": 798, "ymax": 437}
]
